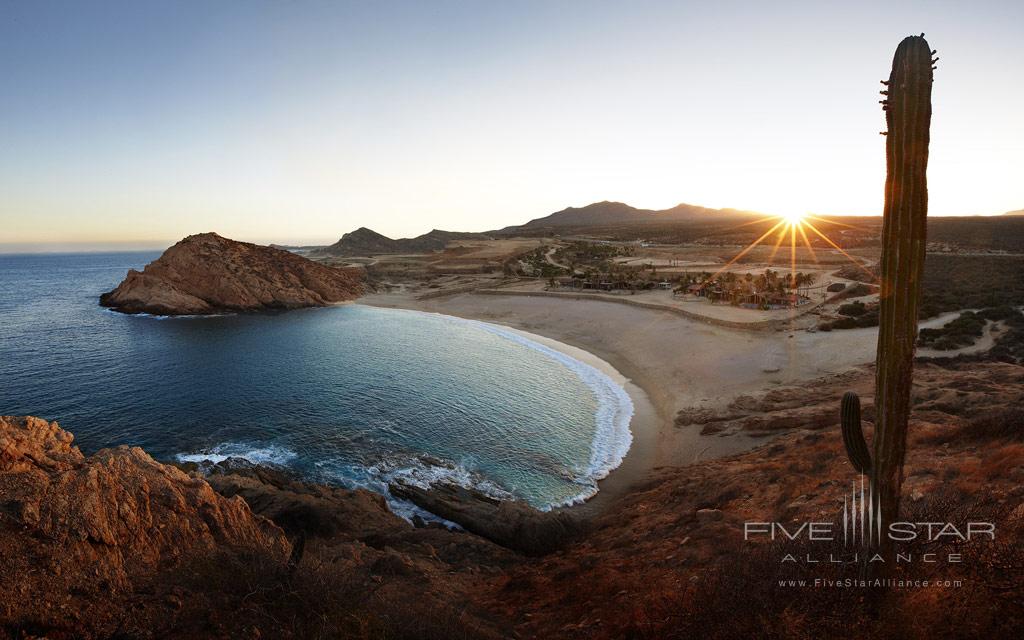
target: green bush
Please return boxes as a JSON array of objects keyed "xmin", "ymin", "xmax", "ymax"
[{"xmin": 918, "ymin": 311, "xmax": 986, "ymax": 350}]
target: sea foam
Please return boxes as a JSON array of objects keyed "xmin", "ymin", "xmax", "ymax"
[
  {"xmin": 176, "ymin": 442, "xmax": 298, "ymax": 466},
  {"xmin": 174, "ymin": 309, "xmax": 635, "ymax": 514},
  {"xmin": 385, "ymin": 308, "xmax": 635, "ymax": 509}
]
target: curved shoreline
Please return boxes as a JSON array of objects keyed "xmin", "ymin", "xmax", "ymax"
[
  {"xmin": 483, "ymin": 323, "xmax": 660, "ymax": 514},
  {"xmin": 357, "ymin": 298, "xmax": 670, "ymax": 514},
  {"xmin": 366, "ymin": 305, "xmax": 640, "ymax": 510}
]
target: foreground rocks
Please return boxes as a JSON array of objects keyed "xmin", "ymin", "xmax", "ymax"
[
  {"xmin": 100, "ymin": 232, "xmax": 364, "ymax": 315},
  {"xmin": 0, "ymin": 416, "xmax": 289, "ymax": 637},
  {"xmin": 0, "ymin": 416, "xmax": 513, "ymax": 639},
  {"xmin": 0, "ymin": 416, "xmax": 288, "ymax": 583}
]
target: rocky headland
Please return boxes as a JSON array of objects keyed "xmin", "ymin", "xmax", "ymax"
[{"xmin": 100, "ymin": 233, "xmax": 364, "ymax": 315}]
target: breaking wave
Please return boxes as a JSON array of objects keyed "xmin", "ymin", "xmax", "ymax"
[{"xmin": 374, "ymin": 308, "xmax": 635, "ymax": 509}]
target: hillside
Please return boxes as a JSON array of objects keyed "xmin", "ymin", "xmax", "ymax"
[{"xmin": 318, "ymin": 228, "xmax": 491, "ymax": 256}]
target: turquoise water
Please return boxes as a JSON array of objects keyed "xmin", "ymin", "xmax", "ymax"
[{"xmin": 0, "ymin": 252, "xmax": 633, "ymax": 513}]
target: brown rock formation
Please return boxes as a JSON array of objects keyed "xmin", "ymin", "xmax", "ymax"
[
  {"xmin": 0, "ymin": 415, "xmax": 289, "ymax": 637},
  {"xmin": 389, "ymin": 480, "xmax": 584, "ymax": 555},
  {"xmin": 0, "ymin": 416, "xmax": 288, "ymax": 576},
  {"xmin": 0, "ymin": 416, "xmax": 515, "ymax": 638},
  {"xmin": 100, "ymin": 232, "xmax": 363, "ymax": 315}
]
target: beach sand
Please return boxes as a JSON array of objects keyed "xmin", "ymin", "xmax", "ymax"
[{"xmin": 359, "ymin": 290, "xmax": 966, "ymax": 511}]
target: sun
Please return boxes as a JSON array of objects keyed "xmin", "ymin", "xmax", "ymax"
[
  {"xmin": 697, "ymin": 209, "xmax": 875, "ymax": 291},
  {"xmin": 782, "ymin": 211, "xmax": 805, "ymax": 227}
]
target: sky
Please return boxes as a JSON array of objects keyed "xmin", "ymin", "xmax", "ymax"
[{"xmin": 1, "ymin": 0, "xmax": 1022, "ymax": 250}]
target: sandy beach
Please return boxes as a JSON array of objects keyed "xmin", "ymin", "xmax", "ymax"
[{"xmin": 360, "ymin": 290, "xmax": 969, "ymax": 509}]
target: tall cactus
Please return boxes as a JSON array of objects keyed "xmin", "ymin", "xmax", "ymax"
[{"xmin": 841, "ymin": 35, "xmax": 934, "ymax": 550}]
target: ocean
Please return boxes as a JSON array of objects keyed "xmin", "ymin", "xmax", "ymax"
[{"xmin": 0, "ymin": 251, "xmax": 633, "ymax": 514}]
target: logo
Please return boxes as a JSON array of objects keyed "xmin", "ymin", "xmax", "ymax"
[
  {"xmin": 743, "ymin": 475, "xmax": 995, "ymax": 566},
  {"xmin": 842, "ymin": 475, "xmax": 882, "ymax": 547}
]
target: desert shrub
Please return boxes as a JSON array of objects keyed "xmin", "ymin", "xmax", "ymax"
[
  {"xmin": 838, "ymin": 300, "xmax": 868, "ymax": 317},
  {"xmin": 927, "ymin": 217, "xmax": 1024, "ymax": 252},
  {"xmin": 831, "ymin": 282, "xmax": 877, "ymax": 301},
  {"xmin": 834, "ymin": 263, "xmax": 879, "ymax": 283},
  {"xmin": 965, "ymin": 407, "xmax": 1024, "ymax": 441},
  {"xmin": 820, "ymin": 304, "xmax": 880, "ymax": 330},
  {"xmin": 917, "ymin": 311, "xmax": 987, "ymax": 349},
  {"xmin": 923, "ymin": 407, "xmax": 1024, "ymax": 445},
  {"xmin": 919, "ymin": 254, "xmax": 1024, "ymax": 318},
  {"xmin": 978, "ymin": 305, "xmax": 1022, "ymax": 321}
]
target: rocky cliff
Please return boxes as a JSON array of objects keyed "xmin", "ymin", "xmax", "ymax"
[
  {"xmin": 0, "ymin": 415, "xmax": 289, "ymax": 637},
  {"xmin": 0, "ymin": 416, "xmax": 512, "ymax": 639},
  {"xmin": 100, "ymin": 232, "xmax": 364, "ymax": 315}
]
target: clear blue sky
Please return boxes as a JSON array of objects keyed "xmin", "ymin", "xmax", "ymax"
[{"xmin": 1, "ymin": 0, "xmax": 1021, "ymax": 249}]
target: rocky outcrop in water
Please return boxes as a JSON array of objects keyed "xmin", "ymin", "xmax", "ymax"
[
  {"xmin": 100, "ymin": 232, "xmax": 364, "ymax": 315},
  {"xmin": 389, "ymin": 480, "xmax": 584, "ymax": 555}
]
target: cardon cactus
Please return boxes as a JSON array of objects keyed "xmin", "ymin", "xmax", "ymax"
[
  {"xmin": 840, "ymin": 392, "xmax": 871, "ymax": 474},
  {"xmin": 841, "ymin": 35, "xmax": 935, "ymax": 548}
]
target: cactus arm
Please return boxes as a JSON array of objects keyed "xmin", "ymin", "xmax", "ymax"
[
  {"xmin": 872, "ymin": 35, "xmax": 933, "ymax": 536},
  {"xmin": 840, "ymin": 392, "xmax": 872, "ymax": 474}
]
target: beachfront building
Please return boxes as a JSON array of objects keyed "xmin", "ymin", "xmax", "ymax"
[{"xmin": 679, "ymin": 276, "xmax": 811, "ymax": 309}]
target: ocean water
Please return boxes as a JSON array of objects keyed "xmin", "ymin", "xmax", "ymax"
[{"xmin": 0, "ymin": 251, "xmax": 633, "ymax": 513}]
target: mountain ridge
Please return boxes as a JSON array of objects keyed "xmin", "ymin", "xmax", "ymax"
[
  {"xmin": 317, "ymin": 227, "xmax": 491, "ymax": 256},
  {"xmin": 493, "ymin": 200, "xmax": 760, "ymax": 233},
  {"xmin": 322, "ymin": 200, "xmax": 761, "ymax": 254}
]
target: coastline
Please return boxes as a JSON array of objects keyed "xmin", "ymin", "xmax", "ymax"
[
  {"xmin": 358, "ymin": 291, "xmax": 771, "ymax": 514},
  {"xmin": 360, "ymin": 304, "xmax": 646, "ymax": 513},
  {"xmin": 358, "ymin": 290, "xmax": 977, "ymax": 515},
  {"xmin": 452, "ymin": 318, "xmax": 655, "ymax": 515}
]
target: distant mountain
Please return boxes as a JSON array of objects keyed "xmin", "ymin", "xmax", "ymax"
[
  {"xmin": 318, "ymin": 227, "xmax": 490, "ymax": 256},
  {"xmin": 1003, "ymin": 209, "xmax": 1024, "ymax": 216},
  {"xmin": 322, "ymin": 201, "xmax": 762, "ymax": 254},
  {"xmin": 495, "ymin": 200, "xmax": 758, "ymax": 233}
]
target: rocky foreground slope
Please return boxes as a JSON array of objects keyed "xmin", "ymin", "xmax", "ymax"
[
  {"xmin": 100, "ymin": 233, "xmax": 364, "ymax": 315},
  {"xmin": 3, "ymin": 359, "xmax": 1023, "ymax": 639},
  {"xmin": 0, "ymin": 415, "xmax": 511, "ymax": 639}
]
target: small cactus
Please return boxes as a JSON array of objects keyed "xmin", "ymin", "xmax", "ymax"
[
  {"xmin": 840, "ymin": 392, "xmax": 871, "ymax": 474},
  {"xmin": 840, "ymin": 35, "xmax": 933, "ymax": 549}
]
